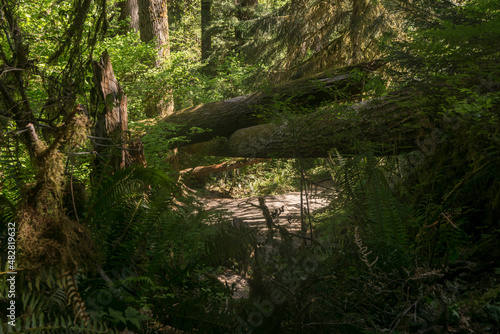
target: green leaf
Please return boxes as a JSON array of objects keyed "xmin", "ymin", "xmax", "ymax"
[
  {"xmin": 108, "ymin": 308, "xmax": 127, "ymax": 325},
  {"xmin": 485, "ymin": 304, "xmax": 500, "ymax": 323},
  {"xmin": 124, "ymin": 306, "xmax": 140, "ymax": 318}
]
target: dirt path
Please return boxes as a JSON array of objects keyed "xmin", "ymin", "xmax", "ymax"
[
  {"xmin": 200, "ymin": 180, "xmax": 336, "ymax": 299},
  {"xmin": 202, "ymin": 180, "xmax": 335, "ymax": 234}
]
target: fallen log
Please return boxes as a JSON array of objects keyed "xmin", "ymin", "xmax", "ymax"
[
  {"xmin": 179, "ymin": 158, "xmax": 268, "ymax": 178},
  {"xmin": 162, "ymin": 59, "xmax": 385, "ymax": 146},
  {"xmin": 178, "ymin": 91, "xmax": 431, "ymax": 158}
]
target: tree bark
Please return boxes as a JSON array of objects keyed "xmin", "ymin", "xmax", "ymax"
[
  {"xmin": 201, "ymin": 0, "xmax": 212, "ymax": 60},
  {"xmin": 138, "ymin": 0, "xmax": 174, "ymax": 116},
  {"xmin": 117, "ymin": 0, "xmax": 139, "ymax": 32},
  {"xmin": 162, "ymin": 59, "xmax": 385, "ymax": 145},
  {"xmin": 92, "ymin": 51, "xmax": 147, "ymax": 169},
  {"xmin": 92, "ymin": 51, "xmax": 130, "ymax": 170},
  {"xmin": 138, "ymin": 0, "xmax": 170, "ymax": 65}
]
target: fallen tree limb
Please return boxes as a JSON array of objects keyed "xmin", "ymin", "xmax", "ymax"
[
  {"xmin": 162, "ymin": 59, "xmax": 385, "ymax": 146},
  {"xmin": 179, "ymin": 158, "xmax": 268, "ymax": 178}
]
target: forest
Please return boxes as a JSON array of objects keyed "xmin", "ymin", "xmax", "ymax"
[{"xmin": 0, "ymin": 0, "xmax": 499, "ymax": 332}]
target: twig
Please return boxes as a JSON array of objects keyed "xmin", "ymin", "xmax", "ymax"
[
  {"xmin": 69, "ymin": 166, "xmax": 80, "ymax": 222},
  {"xmin": 389, "ymin": 297, "xmax": 422, "ymax": 332}
]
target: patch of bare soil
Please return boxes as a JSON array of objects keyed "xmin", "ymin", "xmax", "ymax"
[
  {"xmin": 201, "ymin": 179, "xmax": 336, "ymax": 299},
  {"xmin": 203, "ymin": 179, "xmax": 334, "ymax": 221},
  {"xmin": 217, "ymin": 269, "xmax": 250, "ymax": 299}
]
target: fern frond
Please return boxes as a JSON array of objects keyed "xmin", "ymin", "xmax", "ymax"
[
  {"xmin": 61, "ymin": 271, "xmax": 90, "ymax": 327},
  {"xmin": 1, "ymin": 315, "xmax": 114, "ymax": 333},
  {"xmin": 202, "ymin": 221, "xmax": 257, "ymax": 267},
  {"xmin": 354, "ymin": 227, "xmax": 378, "ymax": 273},
  {"xmin": 365, "ymin": 167, "xmax": 410, "ymax": 250}
]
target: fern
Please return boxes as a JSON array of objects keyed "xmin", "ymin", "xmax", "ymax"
[
  {"xmin": 354, "ymin": 227, "xmax": 378, "ymax": 273},
  {"xmin": 87, "ymin": 166, "xmax": 179, "ymax": 270},
  {"xmin": 0, "ymin": 316, "xmax": 113, "ymax": 333},
  {"xmin": 322, "ymin": 153, "xmax": 419, "ymax": 270},
  {"xmin": 80, "ymin": 164, "xmax": 244, "ymax": 332},
  {"xmin": 0, "ymin": 268, "xmax": 115, "ymax": 334},
  {"xmin": 364, "ymin": 167, "xmax": 410, "ymax": 251},
  {"xmin": 89, "ymin": 166, "xmax": 173, "ymax": 224},
  {"xmin": 203, "ymin": 220, "xmax": 257, "ymax": 268}
]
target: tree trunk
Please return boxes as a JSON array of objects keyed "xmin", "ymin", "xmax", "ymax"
[
  {"xmin": 92, "ymin": 51, "xmax": 146, "ymax": 169},
  {"xmin": 162, "ymin": 59, "xmax": 385, "ymax": 145},
  {"xmin": 222, "ymin": 94, "xmax": 426, "ymax": 157},
  {"xmin": 201, "ymin": 0, "xmax": 212, "ymax": 60},
  {"xmin": 92, "ymin": 51, "xmax": 130, "ymax": 170},
  {"xmin": 117, "ymin": 0, "xmax": 139, "ymax": 32},
  {"xmin": 138, "ymin": 0, "xmax": 174, "ymax": 116},
  {"xmin": 138, "ymin": 0, "xmax": 170, "ymax": 64},
  {"xmin": 180, "ymin": 91, "xmax": 429, "ymax": 158}
]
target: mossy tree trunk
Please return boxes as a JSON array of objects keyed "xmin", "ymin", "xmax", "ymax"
[
  {"xmin": 178, "ymin": 91, "xmax": 430, "ymax": 158},
  {"xmin": 162, "ymin": 59, "xmax": 385, "ymax": 146},
  {"xmin": 221, "ymin": 93, "xmax": 428, "ymax": 158}
]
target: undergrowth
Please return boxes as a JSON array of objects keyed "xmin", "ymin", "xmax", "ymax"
[
  {"xmin": 200, "ymin": 158, "xmax": 330, "ymax": 198},
  {"xmin": 235, "ymin": 151, "xmax": 500, "ymax": 333}
]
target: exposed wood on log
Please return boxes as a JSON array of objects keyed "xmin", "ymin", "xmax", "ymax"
[
  {"xmin": 178, "ymin": 92, "xmax": 430, "ymax": 158},
  {"xmin": 162, "ymin": 59, "xmax": 386, "ymax": 146},
  {"xmin": 179, "ymin": 158, "xmax": 267, "ymax": 178}
]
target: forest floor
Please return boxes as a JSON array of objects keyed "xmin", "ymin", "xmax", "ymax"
[{"xmin": 199, "ymin": 179, "xmax": 336, "ymax": 299}]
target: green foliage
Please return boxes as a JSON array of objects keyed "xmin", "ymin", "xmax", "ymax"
[
  {"xmin": 0, "ymin": 267, "xmax": 114, "ymax": 333},
  {"xmin": 81, "ymin": 165, "xmax": 256, "ymax": 332},
  {"xmin": 386, "ymin": 0, "xmax": 500, "ymax": 251},
  {"xmin": 2, "ymin": 0, "xmax": 499, "ymax": 332},
  {"xmin": 233, "ymin": 0, "xmax": 403, "ymax": 82},
  {"xmin": 206, "ymin": 159, "xmax": 299, "ymax": 197},
  {"xmin": 97, "ymin": 14, "xmax": 263, "ymax": 120},
  {"xmin": 132, "ymin": 119, "xmax": 211, "ymax": 169},
  {"xmin": 94, "ymin": 31, "xmax": 158, "ymax": 119},
  {"xmin": 231, "ymin": 2, "xmax": 499, "ymax": 331},
  {"xmin": 102, "ymin": 306, "xmax": 148, "ymax": 330},
  {"xmin": 88, "ymin": 166, "xmax": 177, "ymax": 266},
  {"xmin": 318, "ymin": 154, "xmax": 417, "ymax": 263},
  {"xmin": 0, "ymin": 122, "xmax": 36, "ymax": 203}
]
